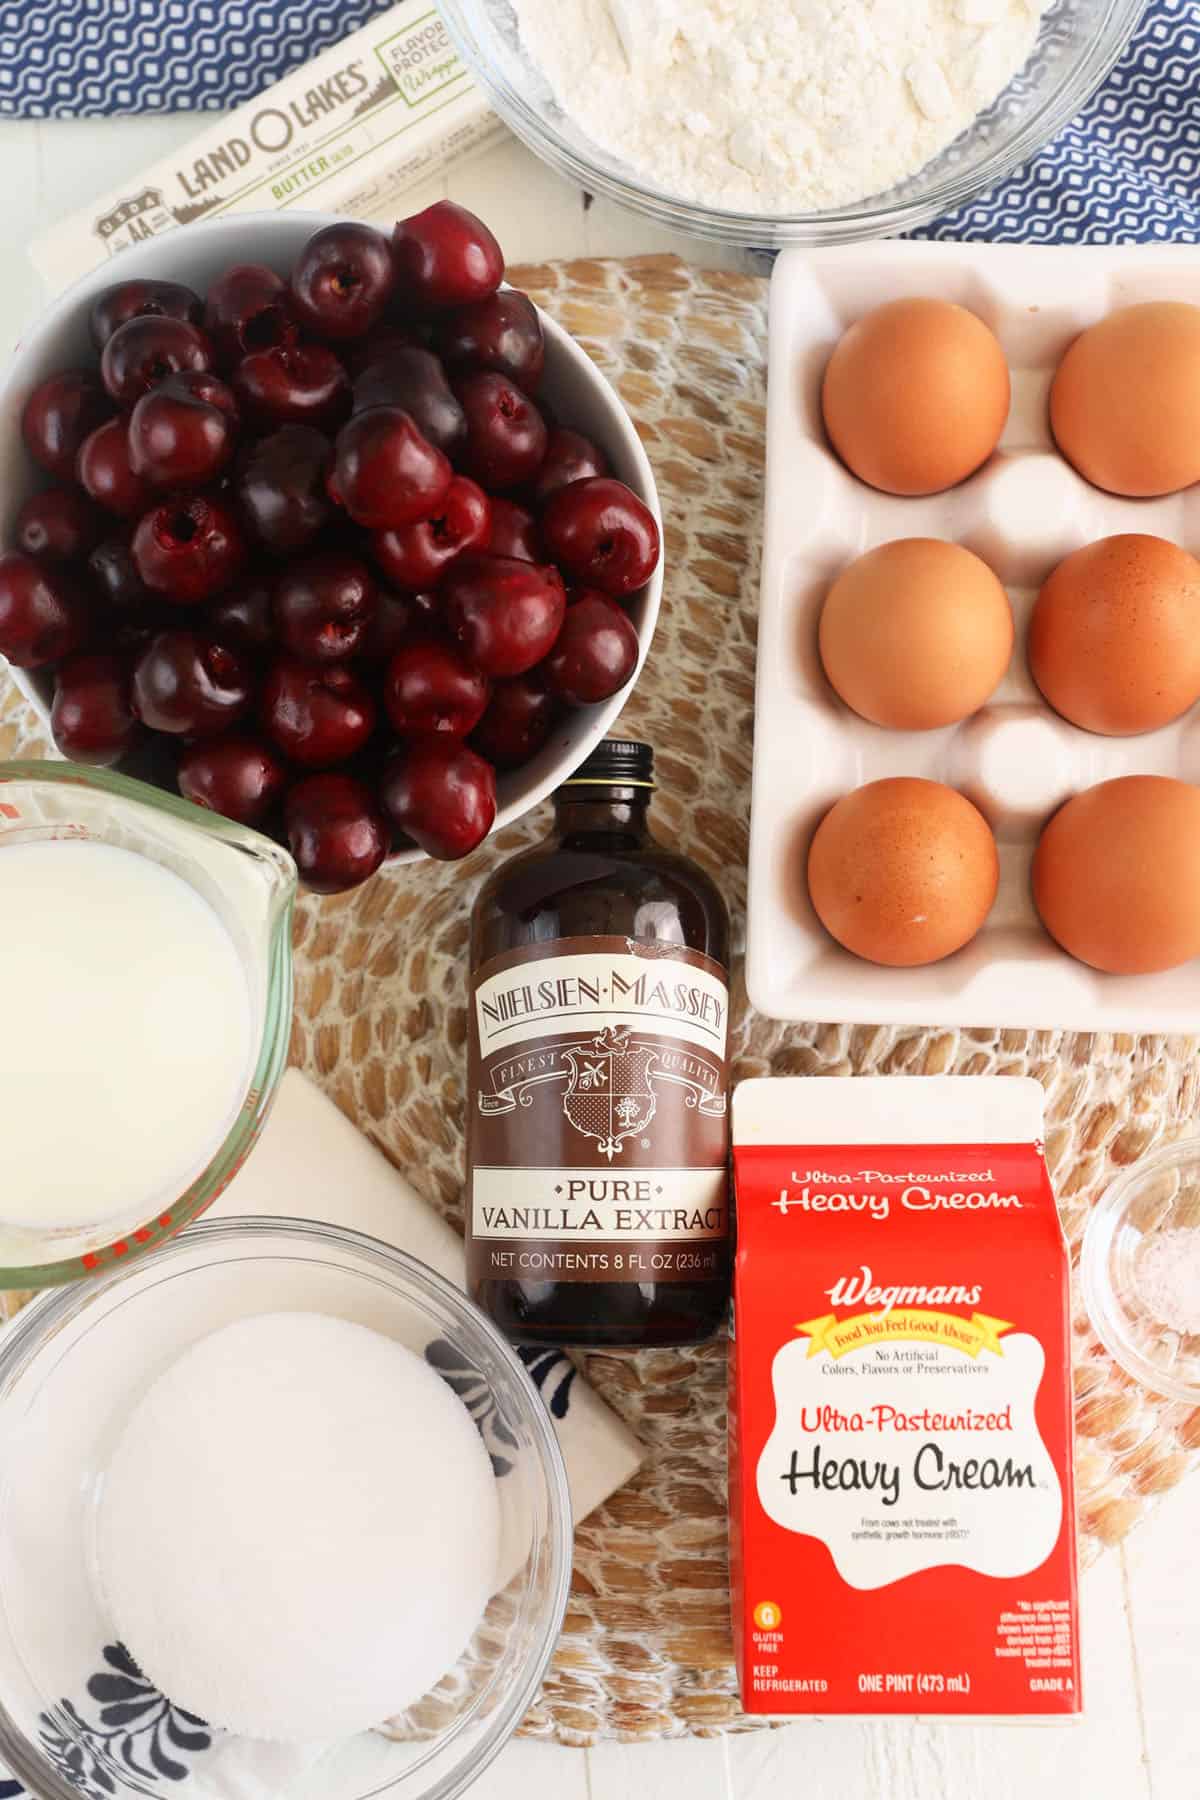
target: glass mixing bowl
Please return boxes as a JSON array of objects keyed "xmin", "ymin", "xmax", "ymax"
[
  {"xmin": 1082, "ymin": 1140, "xmax": 1200, "ymax": 1405},
  {"xmin": 0, "ymin": 763, "xmax": 294, "ymax": 1290},
  {"xmin": 440, "ymin": 0, "xmax": 1147, "ymax": 245},
  {"xmin": 0, "ymin": 1218, "xmax": 573, "ymax": 1800}
]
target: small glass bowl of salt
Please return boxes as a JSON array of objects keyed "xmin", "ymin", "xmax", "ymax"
[
  {"xmin": 1083, "ymin": 1140, "xmax": 1200, "ymax": 1404},
  {"xmin": 0, "ymin": 1217, "xmax": 572, "ymax": 1800}
]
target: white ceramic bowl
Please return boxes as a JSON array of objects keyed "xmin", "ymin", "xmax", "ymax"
[{"xmin": 0, "ymin": 212, "xmax": 663, "ymax": 867}]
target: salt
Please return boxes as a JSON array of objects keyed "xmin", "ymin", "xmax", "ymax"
[
  {"xmin": 1135, "ymin": 1229, "xmax": 1200, "ymax": 1337},
  {"xmin": 96, "ymin": 1313, "xmax": 500, "ymax": 1742}
]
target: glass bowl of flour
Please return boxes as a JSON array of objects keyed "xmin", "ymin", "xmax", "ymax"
[
  {"xmin": 0, "ymin": 1219, "xmax": 573, "ymax": 1799},
  {"xmin": 440, "ymin": 0, "xmax": 1146, "ymax": 244}
]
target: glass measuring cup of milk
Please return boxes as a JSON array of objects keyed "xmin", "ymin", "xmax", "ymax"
[{"xmin": 0, "ymin": 762, "xmax": 295, "ymax": 1288}]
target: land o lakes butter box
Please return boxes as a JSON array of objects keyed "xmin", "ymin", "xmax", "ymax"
[
  {"xmin": 31, "ymin": 1, "xmax": 504, "ymax": 290},
  {"xmin": 729, "ymin": 1076, "xmax": 1081, "ymax": 1719}
]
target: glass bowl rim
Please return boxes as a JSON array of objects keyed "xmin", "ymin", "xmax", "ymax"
[
  {"xmin": 439, "ymin": 0, "xmax": 1148, "ymax": 244},
  {"xmin": 0, "ymin": 1214, "xmax": 575, "ymax": 1800},
  {"xmin": 1081, "ymin": 1137, "xmax": 1200, "ymax": 1405},
  {"xmin": 0, "ymin": 761, "xmax": 296, "ymax": 1290}
]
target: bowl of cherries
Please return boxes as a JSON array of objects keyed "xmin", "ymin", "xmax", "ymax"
[{"xmin": 0, "ymin": 205, "xmax": 662, "ymax": 891}]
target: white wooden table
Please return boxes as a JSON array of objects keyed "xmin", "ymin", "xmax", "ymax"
[{"xmin": 1, "ymin": 113, "xmax": 1195, "ymax": 1800}]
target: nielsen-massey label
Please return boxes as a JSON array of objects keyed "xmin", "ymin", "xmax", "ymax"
[{"xmin": 467, "ymin": 937, "xmax": 730, "ymax": 1285}]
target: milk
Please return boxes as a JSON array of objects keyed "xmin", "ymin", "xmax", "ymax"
[{"xmin": 0, "ymin": 840, "xmax": 253, "ymax": 1232}]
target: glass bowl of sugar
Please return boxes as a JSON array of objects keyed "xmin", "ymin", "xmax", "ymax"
[
  {"xmin": 1083, "ymin": 1140, "xmax": 1200, "ymax": 1404},
  {"xmin": 0, "ymin": 1217, "xmax": 573, "ymax": 1799}
]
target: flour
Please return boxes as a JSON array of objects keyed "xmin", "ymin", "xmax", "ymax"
[{"xmin": 514, "ymin": 0, "xmax": 1048, "ymax": 213}]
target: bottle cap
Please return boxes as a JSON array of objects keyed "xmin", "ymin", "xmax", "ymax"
[{"xmin": 560, "ymin": 738, "xmax": 655, "ymax": 790}]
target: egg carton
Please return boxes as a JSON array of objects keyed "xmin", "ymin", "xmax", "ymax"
[{"xmin": 747, "ymin": 242, "xmax": 1200, "ymax": 1033}]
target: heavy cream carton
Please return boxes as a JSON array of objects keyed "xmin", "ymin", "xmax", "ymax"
[
  {"xmin": 31, "ymin": 2, "xmax": 504, "ymax": 290},
  {"xmin": 729, "ymin": 1076, "xmax": 1080, "ymax": 1718}
]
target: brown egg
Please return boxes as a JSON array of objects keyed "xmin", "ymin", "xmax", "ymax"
[
  {"xmin": 807, "ymin": 777, "xmax": 999, "ymax": 967},
  {"xmin": 1028, "ymin": 535, "xmax": 1200, "ymax": 736},
  {"xmin": 821, "ymin": 298, "xmax": 1010, "ymax": 496},
  {"xmin": 819, "ymin": 538, "xmax": 1013, "ymax": 730},
  {"xmin": 1033, "ymin": 776, "xmax": 1200, "ymax": 974},
  {"xmin": 1050, "ymin": 302, "xmax": 1200, "ymax": 497}
]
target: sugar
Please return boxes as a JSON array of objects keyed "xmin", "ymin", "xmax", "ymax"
[
  {"xmin": 96, "ymin": 1312, "xmax": 500, "ymax": 1742},
  {"xmin": 1135, "ymin": 1228, "xmax": 1200, "ymax": 1337}
]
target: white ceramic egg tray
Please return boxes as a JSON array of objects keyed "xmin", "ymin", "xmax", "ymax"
[{"xmin": 747, "ymin": 242, "xmax": 1200, "ymax": 1033}]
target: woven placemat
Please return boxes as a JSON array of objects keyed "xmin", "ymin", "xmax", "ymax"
[{"xmin": 4, "ymin": 254, "xmax": 1200, "ymax": 1746}]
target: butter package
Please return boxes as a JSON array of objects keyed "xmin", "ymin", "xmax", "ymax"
[
  {"xmin": 31, "ymin": 2, "xmax": 504, "ymax": 291},
  {"xmin": 729, "ymin": 1076, "xmax": 1080, "ymax": 1719}
]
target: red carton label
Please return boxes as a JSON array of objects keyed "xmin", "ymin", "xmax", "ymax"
[{"xmin": 729, "ymin": 1077, "xmax": 1080, "ymax": 1718}]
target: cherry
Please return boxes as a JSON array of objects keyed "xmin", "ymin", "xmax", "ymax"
[
  {"xmin": 179, "ymin": 734, "xmax": 287, "ymax": 827},
  {"xmin": 132, "ymin": 494, "xmax": 246, "ymax": 604},
  {"xmin": 110, "ymin": 609, "xmax": 167, "ymax": 661},
  {"xmin": 351, "ymin": 346, "xmax": 466, "ymax": 457},
  {"xmin": 433, "ymin": 289, "xmax": 545, "ymax": 392},
  {"xmin": 290, "ymin": 222, "xmax": 396, "ymax": 341},
  {"xmin": 204, "ymin": 264, "xmax": 297, "ymax": 369},
  {"xmin": 236, "ymin": 424, "xmax": 332, "ymax": 555},
  {"xmin": 454, "ymin": 370, "xmax": 547, "ymax": 490},
  {"xmin": 544, "ymin": 590, "xmax": 639, "ymax": 703},
  {"xmin": 328, "ymin": 406, "xmax": 452, "ymax": 530},
  {"xmin": 343, "ymin": 328, "xmax": 418, "ymax": 378},
  {"xmin": 15, "ymin": 488, "xmax": 103, "ymax": 562},
  {"xmin": 539, "ymin": 476, "xmax": 660, "ymax": 597},
  {"xmin": 380, "ymin": 737, "xmax": 496, "ymax": 860},
  {"xmin": 208, "ymin": 579, "xmax": 275, "ymax": 655},
  {"xmin": 531, "ymin": 427, "xmax": 610, "ymax": 505},
  {"xmin": 128, "ymin": 370, "xmax": 239, "ymax": 488},
  {"xmin": 132, "ymin": 629, "xmax": 252, "ymax": 736},
  {"xmin": 88, "ymin": 535, "xmax": 151, "ymax": 612},
  {"xmin": 76, "ymin": 417, "xmax": 152, "ymax": 518},
  {"xmin": 0, "ymin": 552, "xmax": 90, "ymax": 667},
  {"xmin": 371, "ymin": 476, "xmax": 491, "ymax": 590},
  {"xmin": 100, "ymin": 316, "xmax": 213, "ymax": 406},
  {"xmin": 384, "ymin": 639, "xmax": 489, "ymax": 737},
  {"xmin": 471, "ymin": 673, "xmax": 557, "ymax": 768},
  {"xmin": 51, "ymin": 651, "xmax": 139, "ymax": 765},
  {"xmin": 231, "ymin": 343, "xmax": 350, "ymax": 432},
  {"xmin": 359, "ymin": 588, "xmax": 421, "ymax": 663},
  {"xmin": 260, "ymin": 657, "xmax": 376, "ymax": 767},
  {"xmin": 90, "ymin": 279, "xmax": 203, "ymax": 351},
  {"xmin": 393, "ymin": 201, "xmax": 504, "ymax": 309},
  {"xmin": 285, "ymin": 773, "xmax": 389, "ymax": 893},
  {"xmin": 442, "ymin": 553, "xmax": 565, "ymax": 677},
  {"xmin": 487, "ymin": 497, "xmax": 540, "ymax": 562},
  {"xmin": 274, "ymin": 550, "xmax": 375, "ymax": 664},
  {"xmin": 22, "ymin": 370, "xmax": 112, "ymax": 480}
]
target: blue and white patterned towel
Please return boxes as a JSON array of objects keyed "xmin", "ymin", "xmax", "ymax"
[
  {"xmin": 1, "ymin": 1, "xmax": 1196, "ymax": 243},
  {"xmin": 916, "ymin": 0, "xmax": 1200, "ymax": 243},
  {"xmin": 0, "ymin": 0, "xmax": 394, "ymax": 119}
]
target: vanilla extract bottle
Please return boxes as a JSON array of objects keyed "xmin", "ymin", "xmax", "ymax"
[{"xmin": 466, "ymin": 740, "xmax": 731, "ymax": 1348}]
